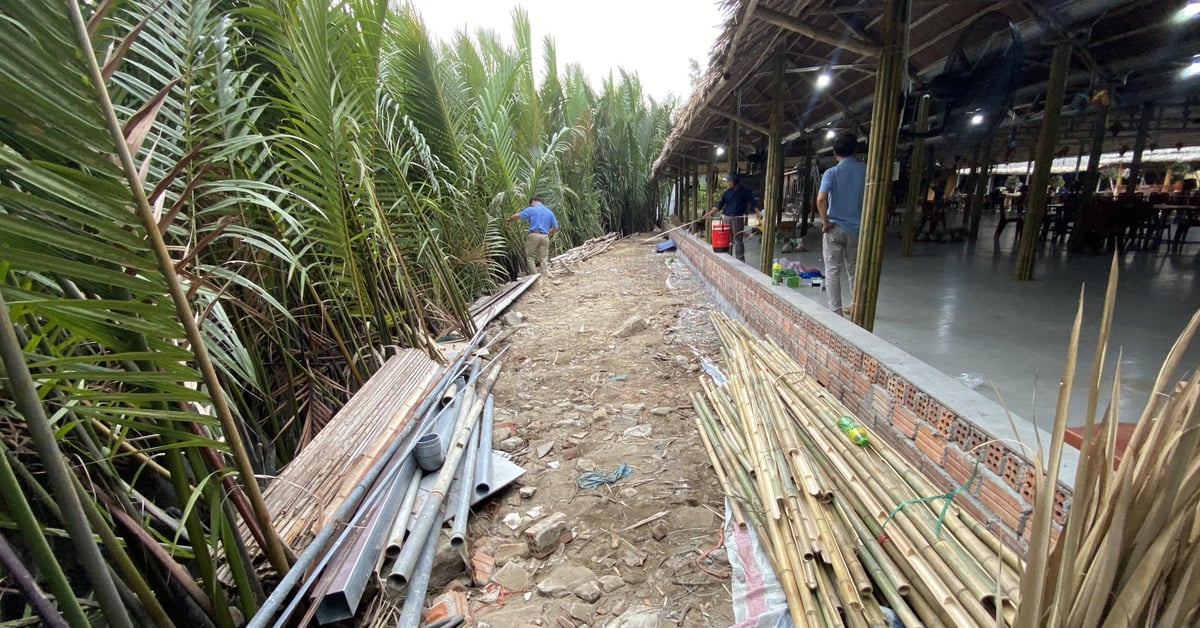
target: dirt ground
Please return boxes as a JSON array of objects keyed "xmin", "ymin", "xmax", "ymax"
[{"xmin": 450, "ymin": 238, "xmax": 735, "ymax": 627}]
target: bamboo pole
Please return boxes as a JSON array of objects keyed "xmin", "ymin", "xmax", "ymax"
[
  {"xmin": 850, "ymin": 0, "xmax": 911, "ymax": 330},
  {"xmin": 760, "ymin": 45, "xmax": 786, "ymax": 276},
  {"xmin": 902, "ymin": 95, "xmax": 931, "ymax": 257},
  {"xmin": 1015, "ymin": 42, "xmax": 1072, "ymax": 281}
]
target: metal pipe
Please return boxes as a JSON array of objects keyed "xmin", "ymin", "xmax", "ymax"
[
  {"xmin": 384, "ymin": 464, "xmax": 425, "ymax": 558},
  {"xmin": 314, "ymin": 457, "xmax": 417, "ymax": 624},
  {"xmin": 473, "ymin": 394, "xmax": 495, "ymax": 497},
  {"xmin": 449, "ymin": 422, "xmax": 480, "ymax": 549},
  {"xmin": 395, "ymin": 523, "xmax": 442, "ymax": 628},
  {"xmin": 387, "ymin": 393, "xmax": 482, "ymax": 591},
  {"xmin": 249, "ymin": 332, "xmax": 484, "ymax": 627}
]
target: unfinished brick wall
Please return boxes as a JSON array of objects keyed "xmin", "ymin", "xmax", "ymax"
[{"xmin": 674, "ymin": 232, "xmax": 1069, "ymax": 553}]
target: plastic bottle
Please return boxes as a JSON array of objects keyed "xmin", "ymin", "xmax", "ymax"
[
  {"xmin": 771, "ymin": 258, "xmax": 783, "ymax": 285},
  {"xmin": 837, "ymin": 416, "xmax": 870, "ymax": 446}
]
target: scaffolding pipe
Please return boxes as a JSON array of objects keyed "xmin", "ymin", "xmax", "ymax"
[
  {"xmin": 249, "ymin": 332, "xmax": 484, "ymax": 627},
  {"xmin": 384, "ymin": 466, "xmax": 425, "ymax": 559},
  {"xmin": 473, "ymin": 394, "xmax": 495, "ymax": 497},
  {"xmin": 395, "ymin": 526, "xmax": 442, "ymax": 628},
  {"xmin": 387, "ymin": 383, "xmax": 491, "ymax": 590},
  {"xmin": 450, "ymin": 422, "xmax": 480, "ymax": 550}
]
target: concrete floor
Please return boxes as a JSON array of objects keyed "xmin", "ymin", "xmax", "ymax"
[{"xmin": 741, "ymin": 213, "xmax": 1200, "ymax": 428}]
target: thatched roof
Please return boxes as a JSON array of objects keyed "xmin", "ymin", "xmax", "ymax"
[{"xmin": 654, "ymin": 0, "xmax": 1200, "ymax": 177}]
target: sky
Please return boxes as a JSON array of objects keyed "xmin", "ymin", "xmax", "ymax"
[{"xmin": 413, "ymin": 0, "xmax": 726, "ymax": 103}]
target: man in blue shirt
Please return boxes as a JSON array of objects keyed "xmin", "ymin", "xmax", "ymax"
[
  {"xmin": 507, "ymin": 195, "xmax": 559, "ymax": 279},
  {"xmin": 817, "ymin": 134, "xmax": 866, "ymax": 316},
  {"xmin": 701, "ymin": 173, "xmax": 761, "ymax": 262}
]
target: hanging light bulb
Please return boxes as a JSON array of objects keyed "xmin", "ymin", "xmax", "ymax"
[
  {"xmin": 1185, "ymin": 0, "xmax": 1200, "ymax": 18},
  {"xmin": 971, "ymin": 112, "xmax": 985, "ymax": 125},
  {"xmin": 816, "ymin": 73, "xmax": 832, "ymax": 89},
  {"xmin": 1186, "ymin": 53, "xmax": 1200, "ymax": 77},
  {"xmin": 825, "ymin": 129, "xmax": 836, "ymax": 140},
  {"xmin": 715, "ymin": 145, "xmax": 726, "ymax": 156}
]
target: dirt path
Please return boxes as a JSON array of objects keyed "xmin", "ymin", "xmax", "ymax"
[{"xmin": 460, "ymin": 238, "xmax": 735, "ymax": 627}]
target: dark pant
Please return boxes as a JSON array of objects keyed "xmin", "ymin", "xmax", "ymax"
[{"xmin": 726, "ymin": 215, "xmax": 747, "ymax": 261}]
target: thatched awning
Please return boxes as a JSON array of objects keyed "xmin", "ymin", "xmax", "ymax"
[{"xmin": 654, "ymin": 0, "xmax": 1200, "ymax": 178}]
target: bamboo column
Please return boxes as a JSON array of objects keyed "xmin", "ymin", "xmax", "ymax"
[
  {"xmin": 901, "ymin": 94, "xmax": 930, "ymax": 257},
  {"xmin": 1079, "ymin": 99, "xmax": 1108, "ymax": 205},
  {"xmin": 850, "ymin": 0, "xmax": 910, "ymax": 330},
  {"xmin": 760, "ymin": 45, "xmax": 786, "ymax": 275},
  {"xmin": 967, "ymin": 136, "xmax": 995, "ymax": 240},
  {"xmin": 1125, "ymin": 101, "xmax": 1153, "ymax": 196},
  {"xmin": 800, "ymin": 142, "xmax": 813, "ymax": 237},
  {"xmin": 729, "ymin": 89, "xmax": 741, "ymax": 175},
  {"xmin": 691, "ymin": 150, "xmax": 700, "ymax": 224},
  {"xmin": 1015, "ymin": 42, "xmax": 1072, "ymax": 281}
]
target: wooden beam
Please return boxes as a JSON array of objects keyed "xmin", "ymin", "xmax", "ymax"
[
  {"xmin": 707, "ymin": 106, "xmax": 770, "ymax": 136},
  {"xmin": 755, "ymin": 6, "xmax": 882, "ymax": 58}
]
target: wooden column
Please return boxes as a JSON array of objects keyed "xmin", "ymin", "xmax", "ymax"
[
  {"xmin": 727, "ymin": 90, "xmax": 741, "ymax": 175},
  {"xmin": 691, "ymin": 151, "xmax": 700, "ymax": 223},
  {"xmin": 1016, "ymin": 42, "xmax": 1072, "ymax": 281},
  {"xmin": 901, "ymin": 94, "xmax": 930, "ymax": 257},
  {"xmin": 1080, "ymin": 101, "xmax": 1108, "ymax": 207},
  {"xmin": 967, "ymin": 136, "xmax": 995, "ymax": 239},
  {"xmin": 1126, "ymin": 101, "xmax": 1153, "ymax": 195},
  {"xmin": 850, "ymin": 0, "xmax": 910, "ymax": 330},
  {"xmin": 800, "ymin": 141, "xmax": 813, "ymax": 237},
  {"xmin": 760, "ymin": 46, "xmax": 786, "ymax": 275}
]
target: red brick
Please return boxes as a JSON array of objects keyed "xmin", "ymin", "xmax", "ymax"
[
  {"xmin": 984, "ymin": 443, "xmax": 1007, "ymax": 475},
  {"xmin": 852, "ymin": 373, "xmax": 872, "ymax": 397},
  {"xmin": 862, "ymin": 355, "xmax": 880, "ymax": 380},
  {"xmin": 425, "ymin": 590, "xmax": 470, "ymax": 624},
  {"xmin": 914, "ymin": 423, "xmax": 947, "ymax": 466},
  {"xmin": 952, "ymin": 421, "xmax": 986, "ymax": 452},
  {"xmin": 942, "ymin": 447, "xmax": 983, "ymax": 494},
  {"xmin": 890, "ymin": 404, "xmax": 919, "ymax": 438},
  {"xmin": 1053, "ymin": 487, "xmax": 1071, "ymax": 526},
  {"xmin": 977, "ymin": 477, "xmax": 1027, "ymax": 531},
  {"xmin": 1001, "ymin": 454, "xmax": 1027, "ymax": 493},
  {"xmin": 886, "ymin": 374, "xmax": 905, "ymax": 399}
]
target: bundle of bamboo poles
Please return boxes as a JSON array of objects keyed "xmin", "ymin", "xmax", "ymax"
[
  {"xmin": 550, "ymin": 232, "xmax": 619, "ymax": 273},
  {"xmin": 1015, "ymin": 260, "xmax": 1200, "ymax": 626},
  {"xmin": 693, "ymin": 312, "xmax": 1020, "ymax": 627}
]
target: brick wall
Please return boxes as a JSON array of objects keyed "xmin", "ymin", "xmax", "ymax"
[{"xmin": 675, "ymin": 231, "xmax": 1071, "ymax": 553}]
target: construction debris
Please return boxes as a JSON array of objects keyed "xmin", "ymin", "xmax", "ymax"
[{"xmin": 550, "ymin": 232, "xmax": 620, "ymax": 274}]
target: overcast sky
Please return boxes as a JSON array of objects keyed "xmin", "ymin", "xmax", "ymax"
[{"xmin": 413, "ymin": 1, "xmax": 726, "ymax": 103}]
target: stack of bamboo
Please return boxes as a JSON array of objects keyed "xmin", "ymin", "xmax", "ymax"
[
  {"xmin": 692, "ymin": 313, "xmax": 1019, "ymax": 627},
  {"xmin": 550, "ymin": 232, "xmax": 620, "ymax": 273}
]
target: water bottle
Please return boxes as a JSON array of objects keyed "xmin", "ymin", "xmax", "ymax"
[
  {"xmin": 771, "ymin": 258, "xmax": 783, "ymax": 285},
  {"xmin": 837, "ymin": 416, "xmax": 870, "ymax": 446}
]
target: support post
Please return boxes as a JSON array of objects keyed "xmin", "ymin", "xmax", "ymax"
[
  {"xmin": 1016, "ymin": 42, "xmax": 1072, "ymax": 281},
  {"xmin": 760, "ymin": 45, "xmax": 786, "ymax": 275},
  {"xmin": 800, "ymin": 141, "xmax": 813, "ymax": 237},
  {"xmin": 850, "ymin": 0, "xmax": 910, "ymax": 330},
  {"xmin": 901, "ymin": 94, "xmax": 930, "ymax": 257},
  {"xmin": 728, "ymin": 91, "xmax": 741, "ymax": 175},
  {"xmin": 1126, "ymin": 101, "xmax": 1153, "ymax": 196},
  {"xmin": 967, "ymin": 136, "xmax": 994, "ymax": 239}
]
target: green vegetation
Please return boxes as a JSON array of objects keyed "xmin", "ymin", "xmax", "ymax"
[{"xmin": 0, "ymin": 0, "xmax": 674, "ymax": 624}]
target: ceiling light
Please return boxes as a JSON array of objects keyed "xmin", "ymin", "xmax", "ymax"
[
  {"xmin": 825, "ymin": 129, "xmax": 836, "ymax": 139},
  {"xmin": 715, "ymin": 145, "xmax": 726, "ymax": 156},
  {"xmin": 816, "ymin": 73, "xmax": 832, "ymax": 89},
  {"xmin": 1188, "ymin": 54, "xmax": 1200, "ymax": 77},
  {"xmin": 1185, "ymin": 0, "xmax": 1200, "ymax": 18},
  {"xmin": 971, "ymin": 112, "xmax": 985, "ymax": 125}
]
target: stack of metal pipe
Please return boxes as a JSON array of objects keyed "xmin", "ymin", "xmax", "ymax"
[
  {"xmin": 248, "ymin": 334, "xmax": 503, "ymax": 628},
  {"xmin": 692, "ymin": 313, "xmax": 1020, "ymax": 628}
]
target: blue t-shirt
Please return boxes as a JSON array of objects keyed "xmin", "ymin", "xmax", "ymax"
[
  {"xmin": 519, "ymin": 204, "xmax": 559, "ymax": 234},
  {"xmin": 716, "ymin": 185, "xmax": 757, "ymax": 216},
  {"xmin": 819, "ymin": 157, "xmax": 866, "ymax": 233}
]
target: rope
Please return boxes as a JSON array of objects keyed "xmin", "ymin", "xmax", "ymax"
[
  {"xmin": 576, "ymin": 462, "xmax": 632, "ymax": 490},
  {"xmin": 878, "ymin": 457, "xmax": 980, "ymax": 544}
]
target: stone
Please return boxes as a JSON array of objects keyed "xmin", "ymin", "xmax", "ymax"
[
  {"xmin": 491, "ymin": 562, "xmax": 531, "ymax": 592},
  {"xmin": 575, "ymin": 458, "xmax": 597, "ymax": 472},
  {"xmin": 620, "ymin": 403, "xmax": 645, "ymax": 415},
  {"xmin": 519, "ymin": 486, "xmax": 538, "ymax": 499},
  {"xmin": 494, "ymin": 542, "xmax": 528, "ymax": 566},
  {"xmin": 650, "ymin": 406, "xmax": 673, "ymax": 416},
  {"xmin": 599, "ymin": 575, "xmax": 625, "ymax": 593},
  {"xmin": 650, "ymin": 522, "xmax": 668, "ymax": 541},
  {"xmin": 562, "ymin": 411, "xmax": 581, "ymax": 421},
  {"xmin": 493, "ymin": 425, "xmax": 514, "ymax": 443},
  {"xmin": 574, "ymin": 579, "xmax": 602, "ymax": 603},
  {"xmin": 524, "ymin": 512, "xmax": 573, "ymax": 558},
  {"xmin": 673, "ymin": 355, "xmax": 689, "ymax": 367},
  {"xmin": 613, "ymin": 315, "xmax": 649, "ymax": 338},
  {"xmin": 621, "ymin": 569, "xmax": 646, "ymax": 585},
  {"xmin": 536, "ymin": 564, "xmax": 598, "ymax": 598},
  {"xmin": 536, "ymin": 441, "xmax": 554, "ymax": 458},
  {"xmin": 569, "ymin": 601, "xmax": 597, "ymax": 622},
  {"xmin": 497, "ymin": 436, "xmax": 525, "ymax": 453},
  {"xmin": 618, "ymin": 487, "xmax": 638, "ymax": 499},
  {"xmin": 622, "ymin": 550, "xmax": 646, "ymax": 568},
  {"xmin": 592, "ymin": 407, "xmax": 608, "ymax": 420},
  {"xmin": 603, "ymin": 604, "xmax": 659, "ymax": 628},
  {"xmin": 503, "ymin": 312, "xmax": 526, "ymax": 327}
]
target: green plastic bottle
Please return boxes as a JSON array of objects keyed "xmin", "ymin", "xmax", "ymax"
[
  {"xmin": 837, "ymin": 416, "xmax": 870, "ymax": 446},
  {"xmin": 771, "ymin": 258, "xmax": 783, "ymax": 285}
]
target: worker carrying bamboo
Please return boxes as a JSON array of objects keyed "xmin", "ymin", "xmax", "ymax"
[
  {"xmin": 701, "ymin": 172, "xmax": 762, "ymax": 263},
  {"xmin": 817, "ymin": 133, "xmax": 866, "ymax": 316},
  {"xmin": 507, "ymin": 195, "xmax": 559, "ymax": 280}
]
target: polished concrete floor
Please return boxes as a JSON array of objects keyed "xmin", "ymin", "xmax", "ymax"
[{"xmin": 740, "ymin": 214, "xmax": 1200, "ymax": 428}]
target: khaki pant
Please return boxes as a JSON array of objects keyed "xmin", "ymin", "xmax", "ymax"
[
  {"xmin": 525, "ymin": 232, "xmax": 552, "ymax": 278},
  {"xmin": 822, "ymin": 224, "xmax": 857, "ymax": 313}
]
